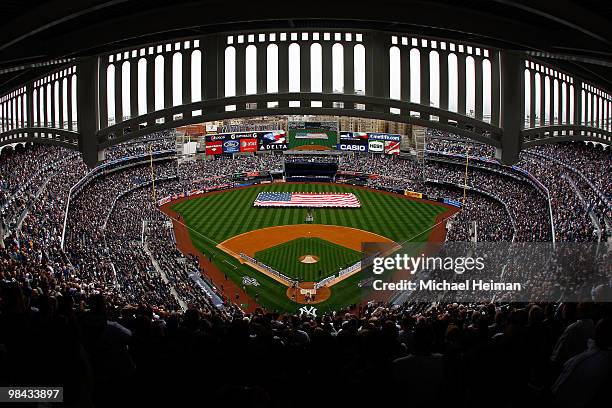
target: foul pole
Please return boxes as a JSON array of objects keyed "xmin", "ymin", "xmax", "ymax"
[{"xmin": 149, "ymin": 144, "xmax": 157, "ymax": 203}]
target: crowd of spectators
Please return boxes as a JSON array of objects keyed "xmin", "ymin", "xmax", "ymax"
[
  {"xmin": 426, "ymin": 184, "xmax": 515, "ymax": 241},
  {"xmin": 338, "ymin": 152, "xmax": 549, "ymax": 241},
  {"xmin": 426, "ymin": 137, "xmax": 496, "ymax": 158},
  {"xmin": 102, "ymin": 131, "xmax": 176, "ymax": 162},
  {"xmin": 518, "ymin": 155, "xmax": 599, "ymax": 241},
  {"xmin": 0, "ymin": 144, "xmax": 79, "ymax": 231},
  {"xmin": 1, "ymin": 281, "xmax": 610, "ymax": 407},
  {"xmin": 531, "ymin": 142, "xmax": 611, "ymax": 201},
  {"xmin": 426, "ymin": 161, "xmax": 552, "ymax": 241},
  {"xmin": 526, "ymin": 143, "xmax": 611, "ymax": 239},
  {"xmin": 1, "ymin": 132, "xmax": 611, "ymax": 407},
  {"xmin": 423, "ymin": 132, "xmax": 610, "ymax": 240}
]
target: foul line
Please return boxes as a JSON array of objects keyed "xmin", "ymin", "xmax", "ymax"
[
  {"xmin": 158, "ymin": 209, "xmax": 221, "ymax": 248},
  {"xmin": 223, "ymin": 260, "xmax": 238, "ymax": 269},
  {"xmin": 398, "ymin": 210, "xmax": 458, "ymax": 247}
]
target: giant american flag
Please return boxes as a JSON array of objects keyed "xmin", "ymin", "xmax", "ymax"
[{"xmin": 254, "ymin": 192, "xmax": 361, "ymax": 208}]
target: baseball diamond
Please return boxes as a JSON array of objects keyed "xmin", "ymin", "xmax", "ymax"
[
  {"xmin": 164, "ymin": 182, "xmax": 454, "ymax": 313},
  {"xmin": 254, "ymin": 237, "xmax": 361, "ymax": 282}
]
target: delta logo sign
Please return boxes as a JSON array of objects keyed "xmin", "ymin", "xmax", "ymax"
[{"xmin": 258, "ymin": 131, "xmax": 288, "ymax": 151}]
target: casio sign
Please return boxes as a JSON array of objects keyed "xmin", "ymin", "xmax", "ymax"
[{"xmin": 339, "ymin": 144, "xmax": 366, "ymax": 152}]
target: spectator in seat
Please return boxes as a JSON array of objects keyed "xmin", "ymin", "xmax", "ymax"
[
  {"xmin": 551, "ymin": 303, "xmax": 596, "ymax": 366},
  {"xmin": 551, "ymin": 318, "xmax": 612, "ymax": 408},
  {"xmin": 393, "ymin": 319, "xmax": 446, "ymax": 405}
]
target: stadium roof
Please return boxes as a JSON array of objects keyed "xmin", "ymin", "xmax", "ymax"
[{"xmin": 0, "ymin": 0, "xmax": 610, "ymax": 94}]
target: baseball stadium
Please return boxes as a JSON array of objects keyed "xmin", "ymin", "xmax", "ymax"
[{"xmin": 0, "ymin": 1, "xmax": 611, "ymax": 407}]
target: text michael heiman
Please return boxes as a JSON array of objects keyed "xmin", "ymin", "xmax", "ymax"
[{"xmin": 372, "ymin": 279, "xmax": 523, "ymax": 292}]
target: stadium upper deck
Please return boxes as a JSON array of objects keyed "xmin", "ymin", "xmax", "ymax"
[{"xmin": 0, "ymin": 1, "xmax": 610, "ymax": 167}]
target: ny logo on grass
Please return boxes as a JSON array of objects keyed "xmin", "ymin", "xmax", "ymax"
[
  {"xmin": 242, "ymin": 276, "xmax": 260, "ymax": 286},
  {"xmin": 299, "ymin": 306, "xmax": 317, "ymax": 317}
]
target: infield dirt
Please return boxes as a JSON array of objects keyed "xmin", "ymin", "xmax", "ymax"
[{"xmin": 217, "ymin": 224, "xmax": 396, "ymax": 257}]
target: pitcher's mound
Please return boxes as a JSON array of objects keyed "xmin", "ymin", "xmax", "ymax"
[{"xmin": 299, "ymin": 254, "xmax": 319, "ymax": 264}]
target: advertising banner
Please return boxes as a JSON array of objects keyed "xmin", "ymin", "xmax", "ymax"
[
  {"xmin": 384, "ymin": 140, "xmax": 400, "ymax": 155},
  {"xmin": 367, "ymin": 133, "xmax": 401, "ymax": 142},
  {"xmin": 340, "ymin": 131, "xmax": 368, "ymax": 140},
  {"xmin": 239, "ymin": 138, "xmax": 258, "ymax": 152},
  {"xmin": 205, "ymin": 140, "xmax": 223, "ymax": 155},
  {"xmin": 206, "ymin": 131, "xmax": 263, "ymax": 142},
  {"xmin": 205, "ymin": 134, "xmax": 227, "ymax": 142},
  {"xmin": 405, "ymin": 190, "xmax": 423, "ymax": 199},
  {"xmin": 443, "ymin": 198, "xmax": 463, "ymax": 208},
  {"xmin": 258, "ymin": 131, "xmax": 288, "ymax": 151},
  {"xmin": 368, "ymin": 140, "xmax": 385, "ymax": 153},
  {"xmin": 337, "ymin": 139, "xmax": 368, "ymax": 152},
  {"xmin": 222, "ymin": 139, "xmax": 240, "ymax": 154},
  {"xmin": 158, "ymin": 196, "xmax": 171, "ymax": 206},
  {"xmin": 230, "ymin": 132, "xmax": 261, "ymax": 140}
]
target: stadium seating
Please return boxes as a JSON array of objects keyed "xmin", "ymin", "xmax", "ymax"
[{"xmin": 1, "ymin": 132, "xmax": 610, "ymax": 407}]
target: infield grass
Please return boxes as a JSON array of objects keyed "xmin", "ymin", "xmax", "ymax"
[{"xmin": 254, "ymin": 237, "xmax": 361, "ymax": 282}]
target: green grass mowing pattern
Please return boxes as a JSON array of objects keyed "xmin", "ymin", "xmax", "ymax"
[
  {"xmin": 254, "ymin": 237, "xmax": 361, "ymax": 282},
  {"xmin": 171, "ymin": 183, "xmax": 447, "ymax": 313},
  {"xmin": 287, "ymin": 129, "xmax": 337, "ymax": 150},
  {"xmin": 173, "ymin": 183, "xmax": 445, "ymax": 244}
]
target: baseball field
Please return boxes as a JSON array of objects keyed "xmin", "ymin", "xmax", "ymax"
[
  {"xmin": 287, "ymin": 129, "xmax": 338, "ymax": 150},
  {"xmin": 163, "ymin": 183, "xmax": 455, "ymax": 313}
]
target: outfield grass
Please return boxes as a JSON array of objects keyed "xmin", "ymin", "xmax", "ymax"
[
  {"xmin": 254, "ymin": 237, "xmax": 361, "ymax": 282},
  {"xmin": 171, "ymin": 183, "xmax": 447, "ymax": 313},
  {"xmin": 287, "ymin": 129, "xmax": 338, "ymax": 150}
]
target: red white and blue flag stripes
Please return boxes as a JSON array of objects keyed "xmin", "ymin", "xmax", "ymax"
[{"xmin": 254, "ymin": 192, "xmax": 361, "ymax": 208}]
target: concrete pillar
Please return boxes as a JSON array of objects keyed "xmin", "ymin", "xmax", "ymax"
[
  {"xmin": 497, "ymin": 51, "xmax": 523, "ymax": 165},
  {"xmin": 77, "ymin": 57, "xmax": 102, "ymax": 167}
]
